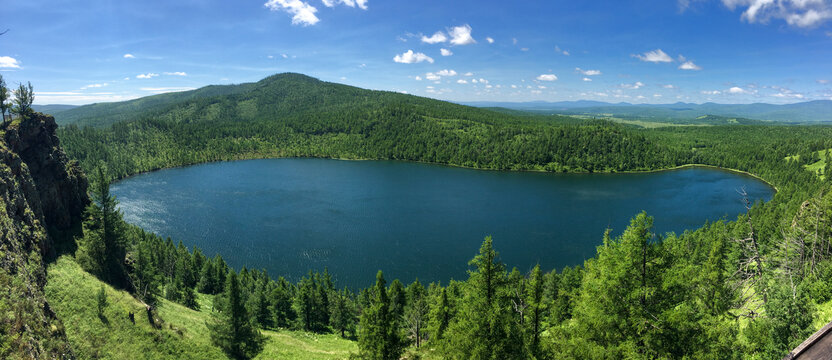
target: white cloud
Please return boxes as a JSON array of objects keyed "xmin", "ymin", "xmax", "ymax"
[
  {"xmin": 728, "ymin": 86, "xmax": 748, "ymax": 94},
  {"xmin": 463, "ymin": 72, "xmax": 474, "ymax": 76},
  {"xmin": 576, "ymin": 67, "xmax": 602, "ymax": 76},
  {"xmin": 425, "ymin": 73, "xmax": 441, "ymax": 81},
  {"xmin": 634, "ymin": 49, "xmax": 673, "ymax": 63},
  {"xmin": 264, "ymin": 0, "xmax": 320, "ymax": 26},
  {"xmin": 413, "ymin": 76, "xmax": 422, "ymax": 81},
  {"xmin": 678, "ymin": 60, "xmax": 702, "ymax": 70},
  {"xmin": 457, "ymin": 79, "xmax": 468, "ymax": 84},
  {"xmin": 582, "ymin": 77, "xmax": 592, "ymax": 82},
  {"xmin": 282, "ymin": 54, "xmax": 289, "ymax": 59},
  {"xmin": 140, "ymin": 87, "xmax": 197, "ymax": 94},
  {"xmin": 393, "ymin": 50, "xmax": 434, "ymax": 64},
  {"xmin": 511, "ymin": 85, "xmax": 518, "ymax": 89},
  {"xmin": 136, "ymin": 73, "xmax": 159, "ymax": 79},
  {"xmin": 536, "ymin": 74, "xmax": 558, "ymax": 81},
  {"xmin": 486, "ymin": 37, "xmax": 495, "ymax": 44},
  {"xmin": 622, "ymin": 81, "xmax": 645, "ymax": 89},
  {"xmin": 701, "ymin": 90, "xmax": 722, "ymax": 95},
  {"xmin": 654, "ymin": 94, "xmax": 663, "ymax": 98},
  {"xmin": 436, "ymin": 69, "xmax": 457, "ymax": 76},
  {"xmin": 773, "ymin": 92, "xmax": 805, "ymax": 99},
  {"xmin": 818, "ymin": 79, "xmax": 830, "ymax": 84},
  {"xmin": 472, "ymin": 79, "xmax": 478, "ymax": 83},
  {"xmin": 520, "ymin": 47, "xmax": 529, "ymax": 51},
  {"xmin": 440, "ymin": 48, "xmax": 453, "ymax": 56},
  {"xmin": 722, "ymin": 0, "xmax": 832, "ymax": 27},
  {"xmin": 123, "ymin": 53, "xmax": 135, "ymax": 59},
  {"xmin": 0, "ymin": 56, "xmax": 22, "ymax": 69},
  {"xmin": 421, "ymin": 32, "xmax": 448, "ymax": 44},
  {"xmin": 478, "ymin": 78, "xmax": 489, "ymax": 84},
  {"xmin": 448, "ymin": 24, "xmax": 476, "ymax": 45},
  {"xmin": 663, "ymin": 84, "xmax": 677, "ymax": 89},
  {"xmin": 81, "ymin": 83, "xmax": 108, "ymax": 90},
  {"xmin": 554, "ymin": 45, "xmax": 570, "ymax": 55},
  {"xmin": 164, "ymin": 72, "xmax": 188, "ymax": 76},
  {"xmin": 322, "ymin": 0, "xmax": 369, "ymax": 9},
  {"xmin": 531, "ymin": 90, "xmax": 542, "ymax": 94}
]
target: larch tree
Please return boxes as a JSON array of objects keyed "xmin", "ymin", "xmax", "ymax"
[
  {"xmin": 358, "ymin": 271, "xmax": 404, "ymax": 360},
  {"xmin": 207, "ymin": 271, "xmax": 265, "ymax": 360}
]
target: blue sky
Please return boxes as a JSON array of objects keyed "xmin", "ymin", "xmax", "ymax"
[{"xmin": 1, "ymin": 0, "xmax": 831, "ymax": 105}]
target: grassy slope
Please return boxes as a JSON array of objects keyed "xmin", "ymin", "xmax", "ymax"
[
  {"xmin": 45, "ymin": 256, "xmax": 357, "ymax": 359},
  {"xmin": 785, "ymin": 149, "xmax": 830, "ymax": 180}
]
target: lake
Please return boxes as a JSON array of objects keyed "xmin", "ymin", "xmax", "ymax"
[{"xmin": 112, "ymin": 158, "xmax": 774, "ymax": 287}]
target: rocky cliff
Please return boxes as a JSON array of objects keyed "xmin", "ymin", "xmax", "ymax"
[{"xmin": 0, "ymin": 113, "xmax": 89, "ymax": 359}]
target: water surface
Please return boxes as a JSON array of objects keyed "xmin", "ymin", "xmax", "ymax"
[{"xmin": 112, "ymin": 159, "xmax": 773, "ymax": 287}]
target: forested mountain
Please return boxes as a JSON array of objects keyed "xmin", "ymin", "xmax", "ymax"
[{"xmin": 464, "ymin": 100, "xmax": 832, "ymax": 123}]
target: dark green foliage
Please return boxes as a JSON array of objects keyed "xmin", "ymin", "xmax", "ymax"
[
  {"xmin": 443, "ymin": 237, "xmax": 527, "ymax": 359},
  {"xmin": 358, "ymin": 271, "xmax": 404, "ymax": 360},
  {"xmin": 207, "ymin": 271, "xmax": 265, "ymax": 360},
  {"xmin": 12, "ymin": 81, "xmax": 34, "ymax": 117},
  {"xmin": 75, "ymin": 164, "xmax": 128, "ymax": 287},
  {"xmin": 330, "ymin": 288, "xmax": 356, "ymax": 338}
]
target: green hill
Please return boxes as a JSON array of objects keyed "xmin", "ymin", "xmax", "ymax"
[
  {"xmin": 56, "ymin": 73, "xmax": 679, "ymax": 180},
  {"xmin": 45, "ymin": 256, "xmax": 358, "ymax": 359}
]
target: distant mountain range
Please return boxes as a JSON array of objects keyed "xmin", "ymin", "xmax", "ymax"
[
  {"xmin": 32, "ymin": 104, "xmax": 78, "ymax": 115},
  {"xmin": 462, "ymin": 100, "xmax": 832, "ymax": 123}
]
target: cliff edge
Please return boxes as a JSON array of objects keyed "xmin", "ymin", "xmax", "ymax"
[{"xmin": 0, "ymin": 113, "xmax": 89, "ymax": 359}]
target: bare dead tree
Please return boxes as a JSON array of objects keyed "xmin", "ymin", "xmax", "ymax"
[
  {"xmin": 405, "ymin": 294, "xmax": 428, "ymax": 348},
  {"xmin": 731, "ymin": 187, "xmax": 767, "ymax": 318}
]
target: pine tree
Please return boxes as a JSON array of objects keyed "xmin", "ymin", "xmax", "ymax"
[
  {"xmin": 525, "ymin": 264, "xmax": 545, "ymax": 358},
  {"xmin": 358, "ymin": 271, "xmax": 404, "ymax": 360},
  {"xmin": 0, "ymin": 74, "xmax": 10, "ymax": 126},
  {"xmin": 76, "ymin": 164, "xmax": 128, "ymax": 286},
  {"xmin": 207, "ymin": 271, "xmax": 265, "ymax": 360},
  {"xmin": 330, "ymin": 288, "xmax": 355, "ymax": 338},
  {"xmin": 443, "ymin": 236, "xmax": 526, "ymax": 359},
  {"xmin": 12, "ymin": 81, "xmax": 34, "ymax": 117},
  {"xmin": 427, "ymin": 287, "xmax": 451, "ymax": 342}
]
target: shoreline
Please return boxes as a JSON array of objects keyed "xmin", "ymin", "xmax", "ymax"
[{"xmin": 110, "ymin": 155, "xmax": 778, "ymax": 192}]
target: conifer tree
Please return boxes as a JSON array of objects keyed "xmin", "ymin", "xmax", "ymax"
[
  {"xmin": 427, "ymin": 287, "xmax": 451, "ymax": 342},
  {"xmin": 76, "ymin": 164, "xmax": 128, "ymax": 286},
  {"xmin": 358, "ymin": 271, "xmax": 404, "ymax": 360},
  {"xmin": 0, "ymin": 74, "xmax": 10, "ymax": 126},
  {"xmin": 207, "ymin": 271, "xmax": 265, "ymax": 360},
  {"xmin": 525, "ymin": 264, "xmax": 545, "ymax": 358},
  {"xmin": 330, "ymin": 288, "xmax": 355, "ymax": 338}
]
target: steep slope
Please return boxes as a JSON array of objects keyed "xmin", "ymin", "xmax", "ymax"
[{"xmin": 0, "ymin": 113, "xmax": 89, "ymax": 359}]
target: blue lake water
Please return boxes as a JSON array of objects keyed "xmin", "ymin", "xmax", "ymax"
[{"xmin": 112, "ymin": 158, "xmax": 774, "ymax": 287}]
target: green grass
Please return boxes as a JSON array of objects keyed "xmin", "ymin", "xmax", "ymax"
[
  {"xmin": 45, "ymin": 256, "xmax": 357, "ymax": 359},
  {"xmin": 565, "ymin": 114, "xmax": 706, "ymax": 128},
  {"xmin": 785, "ymin": 149, "xmax": 830, "ymax": 180}
]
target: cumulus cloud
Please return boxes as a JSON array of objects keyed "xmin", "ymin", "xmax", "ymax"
[
  {"xmin": 486, "ymin": 37, "xmax": 495, "ymax": 44},
  {"xmin": 436, "ymin": 69, "xmax": 457, "ymax": 76},
  {"xmin": 663, "ymin": 84, "xmax": 677, "ymax": 89},
  {"xmin": 583, "ymin": 77, "xmax": 593, "ymax": 82},
  {"xmin": 440, "ymin": 48, "xmax": 453, "ymax": 56},
  {"xmin": 0, "ymin": 56, "xmax": 21, "ymax": 69},
  {"xmin": 123, "ymin": 53, "xmax": 135, "ymax": 59},
  {"xmin": 136, "ymin": 73, "xmax": 159, "ymax": 79},
  {"xmin": 421, "ymin": 31, "xmax": 448, "ymax": 44},
  {"xmin": 536, "ymin": 74, "xmax": 558, "ymax": 81},
  {"xmin": 464, "ymin": 72, "xmax": 474, "ymax": 76},
  {"xmin": 818, "ymin": 79, "xmax": 830, "ymax": 84},
  {"xmin": 722, "ymin": 0, "xmax": 832, "ymax": 27},
  {"xmin": 264, "ymin": 0, "xmax": 319, "ymax": 26},
  {"xmin": 576, "ymin": 67, "xmax": 602, "ymax": 76},
  {"xmin": 448, "ymin": 25, "xmax": 476, "ymax": 45},
  {"xmin": 164, "ymin": 72, "xmax": 188, "ymax": 76},
  {"xmin": 679, "ymin": 60, "xmax": 702, "ymax": 70},
  {"xmin": 413, "ymin": 76, "xmax": 422, "ymax": 81},
  {"xmin": 393, "ymin": 50, "xmax": 434, "ymax": 64},
  {"xmin": 554, "ymin": 46, "xmax": 570, "ymax": 56},
  {"xmin": 457, "ymin": 79, "xmax": 468, "ymax": 84},
  {"xmin": 728, "ymin": 86, "xmax": 748, "ymax": 94},
  {"xmin": 425, "ymin": 73, "xmax": 441, "ymax": 81},
  {"xmin": 634, "ymin": 49, "xmax": 673, "ymax": 63},
  {"xmin": 702, "ymin": 90, "xmax": 722, "ymax": 95}
]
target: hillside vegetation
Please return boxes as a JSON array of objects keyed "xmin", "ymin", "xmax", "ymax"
[{"xmin": 43, "ymin": 73, "xmax": 832, "ymax": 359}]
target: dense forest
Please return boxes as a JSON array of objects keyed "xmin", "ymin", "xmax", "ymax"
[{"xmin": 26, "ymin": 73, "xmax": 832, "ymax": 359}]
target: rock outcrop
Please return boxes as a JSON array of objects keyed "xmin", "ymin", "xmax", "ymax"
[{"xmin": 0, "ymin": 113, "xmax": 88, "ymax": 359}]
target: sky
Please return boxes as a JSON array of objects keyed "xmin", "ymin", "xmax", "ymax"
[{"xmin": 1, "ymin": 0, "xmax": 831, "ymax": 105}]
